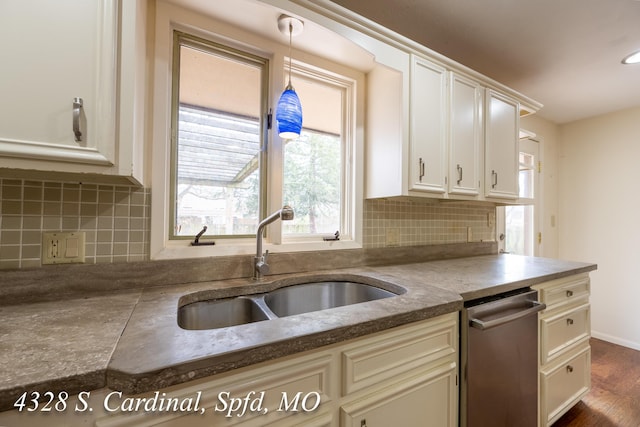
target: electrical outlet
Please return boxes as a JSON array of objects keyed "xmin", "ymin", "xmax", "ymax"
[
  {"xmin": 42, "ymin": 231, "xmax": 85, "ymax": 265},
  {"xmin": 385, "ymin": 228, "xmax": 400, "ymax": 246}
]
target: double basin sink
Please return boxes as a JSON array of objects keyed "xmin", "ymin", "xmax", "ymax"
[{"xmin": 178, "ymin": 281, "xmax": 402, "ymax": 330}]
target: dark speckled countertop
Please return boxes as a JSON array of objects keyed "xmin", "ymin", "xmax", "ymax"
[{"xmin": 0, "ymin": 252, "xmax": 596, "ymax": 411}]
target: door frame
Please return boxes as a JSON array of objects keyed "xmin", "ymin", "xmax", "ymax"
[{"xmin": 496, "ymin": 135, "xmax": 542, "ymax": 255}]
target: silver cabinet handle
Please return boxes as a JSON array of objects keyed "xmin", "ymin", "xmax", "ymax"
[
  {"xmin": 491, "ymin": 170, "xmax": 498, "ymax": 189},
  {"xmin": 419, "ymin": 158, "xmax": 425, "ymax": 182},
  {"xmin": 73, "ymin": 97, "xmax": 83, "ymax": 142},
  {"xmin": 457, "ymin": 164, "xmax": 463, "ymax": 185}
]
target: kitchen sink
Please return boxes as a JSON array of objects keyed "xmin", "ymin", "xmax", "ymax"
[
  {"xmin": 263, "ymin": 281, "xmax": 397, "ymax": 317},
  {"xmin": 177, "ymin": 296, "xmax": 270, "ymax": 330},
  {"xmin": 177, "ymin": 280, "xmax": 400, "ymax": 330}
]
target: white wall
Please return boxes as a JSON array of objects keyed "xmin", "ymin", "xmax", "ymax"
[
  {"xmin": 558, "ymin": 107, "xmax": 640, "ymax": 349},
  {"xmin": 520, "ymin": 115, "xmax": 560, "ymax": 258}
]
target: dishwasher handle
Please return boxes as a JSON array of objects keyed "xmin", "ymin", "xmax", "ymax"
[{"xmin": 469, "ymin": 301, "xmax": 546, "ymax": 330}]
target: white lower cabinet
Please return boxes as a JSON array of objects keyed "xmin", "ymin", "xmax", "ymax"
[
  {"xmin": 0, "ymin": 313, "xmax": 457, "ymax": 426},
  {"xmin": 540, "ymin": 343, "xmax": 591, "ymax": 426},
  {"xmin": 533, "ymin": 273, "xmax": 591, "ymax": 426},
  {"xmin": 340, "ymin": 362, "xmax": 457, "ymax": 427},
  {"xmin": 340, "ymin": 312, "xmax": 458, "ymax": 427},
  {"xmin": 96, "ymin": 312, "xmax": 458, "ymax": 427}
]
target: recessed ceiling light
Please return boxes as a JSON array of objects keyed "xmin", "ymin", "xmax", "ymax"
[{"xmin": 622, "ymin": 50, "xmax": 640, "ymax": 64}]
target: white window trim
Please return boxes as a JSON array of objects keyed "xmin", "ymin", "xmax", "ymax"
[
  {"xmin": 496, "ymin": 136, "xmax": 542, "ymax": 256},
  {"xmin": 150, "ymin": 1, "xmax": 364, "ymax": 260},
  {"xmin": 278, "ymin": 60, "xmax": 359, "ymax": 245}
]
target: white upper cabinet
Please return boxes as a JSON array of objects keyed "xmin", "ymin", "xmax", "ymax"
[
  {"xmin": 0, "ymin": 0, "xmax": 146, "ymax": 185},
  {"xmin": 448, "ymin": 72, "xmax": 482, "ymax": 197},
  {"xmin": 484, "ymin": 89, "xmax": 520, "ymax": 199},
  {"xmin": 409, "ymin": 54, "xmax": 448, "ymax": 195}
]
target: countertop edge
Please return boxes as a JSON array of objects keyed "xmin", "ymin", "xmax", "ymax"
[
  {"xmin": 458, "ymin": 264, "xmax": 598, "ymax": 301},
  {"xmin": 106, "ymin": 300, "xmax": 462, "ymax": 395}
]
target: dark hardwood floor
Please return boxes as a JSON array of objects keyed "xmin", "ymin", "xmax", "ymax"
[{"xmin": 553, "ymin": 338, "xmax": 640, "ymax": 426}]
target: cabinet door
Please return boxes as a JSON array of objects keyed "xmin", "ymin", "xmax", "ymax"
[
  {"xmin": 409, "ymin": 55, "xmax": 447, "ymax": 194},
  {"xmin": 0, "ymin": 1, "xmax": 118, "ymax": 170},
  {"xmin": 484, "ymin": 89, "xmax": 519, "ymax": 199},
  {"xmin": 449, "ymin": 73, "xmax": 481, "ymax": 196},
  {"xmin": 341, "ymin": 362, "xmax": 457, "ymax": 427}
]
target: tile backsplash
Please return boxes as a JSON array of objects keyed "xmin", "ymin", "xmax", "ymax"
[
  {"xmin": 363, "ymin": 198, "xmax": 495, "ymax": 248},
  {"xmin": 0, "ymin": 179, "xmax": 150, "ymax": 269},
  {"xmin": 0, "ymin": 178, "xmax": 495, "ymax": 270}
]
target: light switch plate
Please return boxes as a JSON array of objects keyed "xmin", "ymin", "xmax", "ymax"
[{"xmin": 42, "ymin": 231, "xmax": 86, "ymax": 265}]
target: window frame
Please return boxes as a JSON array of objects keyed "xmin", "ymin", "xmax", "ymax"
[
  {"xmin": 150, "ymin": 2, "xmax": 364, "ymax": 260},
  {"xmin": 280, "ymin": 60, "xmax": 357, "ymax": 243},
  {"xmin": 169, "ymin": 31, "xmax": 269, "ymax": 241}
]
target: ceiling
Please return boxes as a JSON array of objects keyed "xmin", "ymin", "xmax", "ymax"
[{"xmin": 330, "ymin": 0, "xmax": 640, "ymax": 124}]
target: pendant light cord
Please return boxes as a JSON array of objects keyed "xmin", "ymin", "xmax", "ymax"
[{"xmin": 287, "ymin": 22, "xmax": 293, "ymax": 89}]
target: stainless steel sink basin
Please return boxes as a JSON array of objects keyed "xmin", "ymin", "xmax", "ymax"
[
  {"xmin": 177, "ymin": 280, "xmax": 400, "ymax": 330},
  {"xmin": 264, "ymin": 281, "xmax": 396, "ymax": 317},
  {"xmin": 177, "ymin": 297, "xmax": 270, "ymax": 330}
]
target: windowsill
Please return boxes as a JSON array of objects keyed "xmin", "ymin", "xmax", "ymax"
[{"xmin": 151, "ymin": 238, "xmax": 362, "ymax": 260}]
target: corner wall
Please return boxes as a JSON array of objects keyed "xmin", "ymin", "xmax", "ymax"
[{"xmin": 557, "ymin": 107, "xmax": 640, "ymax": 349}]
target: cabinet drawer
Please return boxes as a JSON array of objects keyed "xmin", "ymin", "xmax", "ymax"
[
  {"xmin": 342, "ymin": 313, "xmax": 457, "ymax": 395},
  {"xmin": 537, "ymin": 274, "xmax": 590, "ymax": 310},
  {"xmin": 541, "ymin": 344, "xmax": 591, "ymax": 426},
  {"xmin": 541, "ymin": 303, "xmax": 590, "ymax": 364}
]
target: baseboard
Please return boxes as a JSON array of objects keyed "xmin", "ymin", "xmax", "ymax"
[{"xmin": 591, "ymin": 330, "xmax": 640, "ymax": 351}]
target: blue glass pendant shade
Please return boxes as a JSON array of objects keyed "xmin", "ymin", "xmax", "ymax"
[{"xmin": 276, "ymin": 86, "xmax": 303, "ymax": 139}]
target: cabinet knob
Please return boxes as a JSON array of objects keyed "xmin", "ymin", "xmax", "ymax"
[
  {"xmin": 566, "ymin": 365, "xmax": 574, "ymax": 373},
  {"xmin": 566, "ymin": 318, "xmax": 574, "ymax": 325},
  {"xmin": 361, "ymin": 419, "xmax": 367, "ymax": 427},
  {"xmin": 566, "ymin": 290, "xmax": 574, "ymax": 298}
]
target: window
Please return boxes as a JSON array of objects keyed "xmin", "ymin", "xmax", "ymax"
[
  {"xmin": 170, "ymin": 32, "xmax": 268, "ymax": 240},
  {"xmin": 154, "ymin": 22, "xmax": 364, "ymax": 257},
  {"xmin": 282, "ymin": 63, "xmax": 354, "ymax": 239}
]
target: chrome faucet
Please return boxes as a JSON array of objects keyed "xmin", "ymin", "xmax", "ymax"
[{"xmin": 254, "ymin": 205, "xmax": 294, "ymax": 280}]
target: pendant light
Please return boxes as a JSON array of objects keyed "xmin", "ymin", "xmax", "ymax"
[{"xmin": 276, "ymin": 15, "xmax": 304, "ymax": 140}]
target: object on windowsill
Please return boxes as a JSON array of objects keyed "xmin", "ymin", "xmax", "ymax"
[
  {"xmin": 190, "ymin": 225, "xmax": 216, "ymax": 246},
  {"xmin": 323, "ymin": 231, "xmax": 340, "ymax": 241}
]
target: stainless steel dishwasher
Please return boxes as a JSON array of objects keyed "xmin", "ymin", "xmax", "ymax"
[{"xmin": 460, "ymin": 288, "xmax": 546, "ymax": 427}]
